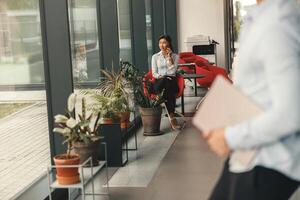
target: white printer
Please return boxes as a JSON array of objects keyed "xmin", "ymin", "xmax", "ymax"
[{"xmin": 185, "ymin": 35, "xmax": 218, "ymax": 65}]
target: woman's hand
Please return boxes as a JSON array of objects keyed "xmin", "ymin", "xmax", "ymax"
[
  {"xmin": 166, "ymin": 48, "xmax": 174, "ymax": 66},
  {"xmin": 166, "ymin": 48, "xmax": 172, "ymax": 57},
  {"xmin": 203, "ymin": 128, "xmax": 231, "ymax": 157}
]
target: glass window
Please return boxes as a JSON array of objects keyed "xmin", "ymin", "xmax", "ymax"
[
  {"xmin": 0, "ymin": 1, "xmax": 50, "ymax": 199},
  {"xmin": 0, "ymin": 0, "xmax": 44, "ymax": 86},
  {"xmin": 117, "ymin": 0, "xmax": 133, "ymax": 63},
  {"xmin": 68, "ymin": 0, "xmax": 101, "ymax": 88},
  {"xmin": 145, "ymin": 0, "xmax": 153, "ymax": 67}
]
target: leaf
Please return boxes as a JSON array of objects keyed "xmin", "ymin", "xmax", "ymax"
[
  {"xmin": 86, "ymin": 113, "xmax": 93, "ymax": 121},
  {"xmin": 91, "ymin": 136, "xmax": 103, "ymax": 142},
  {"xmin": 100, "ymin": 69, "xmax": 114, "ymax": 81},
  {"xmin": 54, "ymin": 114, "xmax": 68, "ymax": 123},
  {"xmin": 67, "ymin": 93, "xmax": 76, "ymax": 112},
  {"xmin": 66, "ymin": 117, "xmax": 77, "ymax": 129},
  {"xmin": 81, "ymin": 97, "xmax": 86, "ymax": 119},
  {"xmin": 53, "ymin": 127, "xmax": 65, "ymax": 134},
  {"xmin": 53, "ymin": 127, "xmax": 71, "ymax": 136},
  {"xmin": 93, "ymin": 112, "xmax": 101, "ymax": 131},
  {"xmin": 78, "ymin": 114, "xmax": 84, "ymax": 121},
  {"xmin": 78, "ymin": 120, "xmax": 90, "ymax": 127}
]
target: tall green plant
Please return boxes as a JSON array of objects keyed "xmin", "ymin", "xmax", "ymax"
[{"xmin": 120, "ymin": 61, "xmax": 165, "ymax": 108}]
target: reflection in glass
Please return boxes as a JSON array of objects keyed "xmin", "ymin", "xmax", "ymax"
[
  {"xmin": 0, "ymin": 1, "xmax": 50, "ymax": 199},
  {"xmin": 233, "ymin": 0, "xmax": 256, "ymax": 46},
  {"xmin": 117, "ymin": 0, "xmax": 133, "ymax": 63},
  {"xmin": 68, "ymin": 0, "xmax": 101, "ymax": 87},
  {"xmin": 0, "ymin": 0, "xmax": 44, "ymax": 86},
  {"xmin": 145, "ymin": 0, "xmax": 153, "ymax": 67}
]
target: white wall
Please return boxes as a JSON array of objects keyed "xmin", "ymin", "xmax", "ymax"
[{"xmin": 177, "ymin": 0, "xmax": 226, "ymax": 68}]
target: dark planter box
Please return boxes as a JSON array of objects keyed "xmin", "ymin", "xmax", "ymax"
[
  {"xmin": 97, "ymin": 117, "xmax": 142, "ymax": 167},
  {"xmin": 97, "ymin": 124, "xmax": 125, "ymax": 167}
]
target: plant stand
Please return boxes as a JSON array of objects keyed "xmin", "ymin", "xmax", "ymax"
[
  {"xmin": 47, "ymin": 143, "xmax": 109, "ymax": 200},
  {"xmin": 98, "ymin": 124, "xmax": 129, "ymax": 167},
  {"xmin": 98, "ymin": 107, "xmax": 141, "ymax": 167},
  {"xmin": 122, "ymin": 107, "xmax": 139, "ymax": 151}
]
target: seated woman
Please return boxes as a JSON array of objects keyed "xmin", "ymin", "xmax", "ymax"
[{"xmin": 151, "ymin": 35, "xmax": 181, "ymax": 130}]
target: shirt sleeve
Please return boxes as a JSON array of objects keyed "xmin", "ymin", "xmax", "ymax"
[
  {"xmin": 151, "ymin": 54, "xmax": 159, "ymax": 78},
  {"xmin": 225, "ymin": 25, "xmax": 300, "ymax": 150},
  {"xmin": 167, "ymin": 54, "xmax": 179, "ymax": 76}
]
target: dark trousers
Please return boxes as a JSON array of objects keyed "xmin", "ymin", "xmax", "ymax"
[
  {"xmin": 209, "ymin": 159, "xmax": 300, "ymax": 200},
  {"xmin": 152, "ymin": 76, "xmax": 178, "ymax": 113}
]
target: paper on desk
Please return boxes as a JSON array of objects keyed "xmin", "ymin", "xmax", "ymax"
[{"xmin": 192, "ymin": 76, "xmax": 263, "ymax": 167}]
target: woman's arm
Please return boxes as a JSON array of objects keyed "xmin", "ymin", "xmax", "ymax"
[
  {"xmin": 167, "ymin": 54, "xmax": 179, "ymax": 76},
  {"xmin": 151, "ymin": 54, "xmax": 160, "ymax": 78},
  {"xmin": 225, "ymin": 26, "xmax": 300, "ymax": 150}
]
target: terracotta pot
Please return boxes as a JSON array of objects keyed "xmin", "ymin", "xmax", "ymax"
[
  {"xmin": 53, "ymin": 154, "xmax": 80, "ymax": 185},
  {"xmin": 119, "ymin": 111, "xmax": 131, "ymax": 129},
  {"xmin": 102, "ymin": 118, "xmax": 114, "ymax": 124},
  {"xmin": 140, "ymin": 106, "xmax": 162, "ymax": 135},
  {"xmin": 73, "ymin": 141, "xmax": 100, "ymax": 167}
]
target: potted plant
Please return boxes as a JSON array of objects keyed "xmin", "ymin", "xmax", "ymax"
[
  {"xmin": 82, "ymin": 65, "xmax": 133, "ymax": 127},
  {"xmin": 53, "ymin": 93, "xmax": 102, "ymax": 185},
  {"xmin": 137, "ymin": 82, "xmax": 165, "ymax": 135},
  {"xmin": 120, "ymin": 61, "xmax": 165, "ymax": 135},
  {"xmin": 113, "ymin": 94, "xmax": 132, "ymax": 129},
  {"xmin": 87, "ymin": 93, "xmax": 118, "ymax": 124}
]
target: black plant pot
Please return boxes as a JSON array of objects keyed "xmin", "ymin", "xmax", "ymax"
[
  {"xmin": 139, "ymin": 106, "xmax": 162, "ymax": 136},
  {"xmin": 73, "ymin": 141, "xmax": 100, "ymax": 166}
]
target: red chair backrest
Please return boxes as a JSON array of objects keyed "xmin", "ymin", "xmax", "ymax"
[
  {"xmin": 195, "ymin": 56, "xmax": 210, "ymax": 68},
  {"xmin": 179, "ymin": 52, "xmax": 195, "ymax": 58}
]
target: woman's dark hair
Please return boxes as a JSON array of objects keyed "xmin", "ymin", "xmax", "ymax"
[{"xmin": 158, "ymin": 35, "xmax": 174, "ymax": 52}]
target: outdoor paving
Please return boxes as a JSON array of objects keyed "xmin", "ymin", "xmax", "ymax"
[{"xmin": 0, "ymin": 102, "xmax": 50, "ymax": 200}]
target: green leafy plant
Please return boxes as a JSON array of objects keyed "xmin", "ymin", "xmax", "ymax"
[
  {"xmin": 53, "ymin": 93, "xmax": 102, "ymax": 158},
  {"xmin": 97, "ymin": 68, "xmax": 131, "ymax": 99},
  {"xmin": 87, "ymin": 93, "xmax": 117, "ymax": 119},
  {"xmin": 120, "ymin": 61, "xmax": 165, "ymax": 108}
]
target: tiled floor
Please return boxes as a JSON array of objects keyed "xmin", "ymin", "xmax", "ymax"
[
  {"xmin": 74, "ymin": 120, "xmax": 225, "ymax": 200},
  {"xmin": 107, "ymin": 117, "xmax": 180, "ymax": 188},
  {"xmin": 105, "ymin": 92, "xmax": 202, "ymax": 189}
]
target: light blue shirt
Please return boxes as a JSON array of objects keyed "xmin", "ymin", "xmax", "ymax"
[
  {"xmin": 225, "ymin": 0, "xmax": 300, "ymax": 181},
  {"xmin": 151, "ymin": 51, "xmax": 179, "ymax": 78}
]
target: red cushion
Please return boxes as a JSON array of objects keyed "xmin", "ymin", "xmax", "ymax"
[
  {"xmin": 195, "ymin": 60, "xmax": 209, "ymax": 70},
  {"xmin": 178, "ymin": 58, "xmax": 195, "ymax": 73},
  {"xmin": 195, "ymin": 55, "xmax": 209, "ymax": 62},
  {"xmin": 195, "ymin": 66, "xmax": 215, "ymax": 87},
  {"xmin": 180, "ymin": 66, "xmax": 195, "ymax": 74},
  {"xmin": 179, "ymin": 52, "xmax": 195, "ymax": 58},
  {"xmin": 207, "ymin": 66, "xmax": 232, "ymax": 83},
  {"xmin": 195, "ymin": 56, "xmax": 209, "ymax": 67},
  {"xmin": 182, "ymin": 56, "xmax": 197, "ymax": 63},
  {"xmin": 178, "ymin": 58, "xmax": 185, "ymax": 64}
]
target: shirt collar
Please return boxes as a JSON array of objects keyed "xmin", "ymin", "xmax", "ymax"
[{"xmin": 158, "ymin": 51, "xmax": 167, "ymax": 58}]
